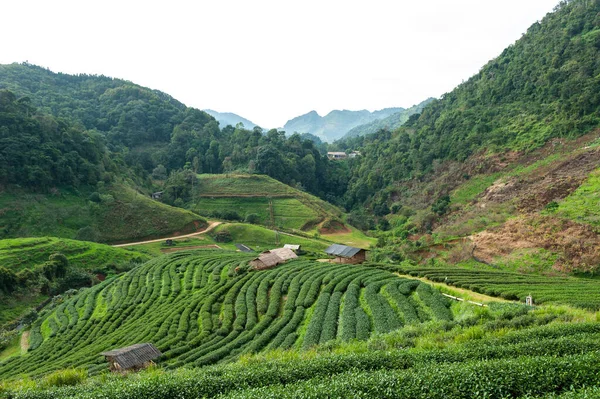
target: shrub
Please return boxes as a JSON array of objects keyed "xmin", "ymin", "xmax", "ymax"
[
  {"xmin": 245, "ymin": 213, "xmax": 260, "ymax": 224},
  {"xmin": 42, "ymin": 368, "xmax": 87, "ymax": 388},
  {"xmin": 213, "ymin": 230, "xmax": 233, "ymax": 243}
]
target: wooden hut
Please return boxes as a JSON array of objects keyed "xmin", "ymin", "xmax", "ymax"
[
  {"xmin": 100, "ymin": 343, "xmax": 162, "ymax": 373},
  {"xmin": 324, "ymin": 244, "xmax": 367, "ymax": 264},
  {"xmin": 269, "ymin": 247, "xmax": 298, "ymax": 261},
  {"xmin": 250, "ymin": 252, "xmax": 283, "ymax": 270}
]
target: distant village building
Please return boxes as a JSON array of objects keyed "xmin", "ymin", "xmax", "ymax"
[
  {"xmin": 327, "ymin": 151, "xmax": 361, "ymax": 160},
  {"xmin": 249, "ymin": 248, "xmax": 298, "ymax": 270},
  {"xmin": 324, "ymin": 244, "xmax": 367, "ymax": 264},
  {"xmin": 100, "ymin": 343, "xmax": 162, "ymax": 373},
  {"xmin": 151, "ymin": 191, "xmax": 163, "ymax": 200},
  {"xmin": 327, "ymin": 152, "xmax": 347, "ymax": 160},
  {"xmin": 235, "ymin": 244, "xmax": 254, "ymax": 253}
]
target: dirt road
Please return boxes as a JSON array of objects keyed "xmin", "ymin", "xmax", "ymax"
[
  {"xmin": 112, "ymin": 221, "xmax": 222, "ymax": 248},
  {"xmin": 20, "ymin": 331, "xmax": 29, "ymax": 354}
]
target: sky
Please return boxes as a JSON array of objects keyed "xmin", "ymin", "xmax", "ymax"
[{"xmin": 1, "ymin": 0, "xmax": 559, "ymax": 128}]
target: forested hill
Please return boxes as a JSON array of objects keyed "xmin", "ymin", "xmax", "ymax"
[
  {"xmin": 0, "ymin": 63, "xmax": 349, "ymax": 205},
  {"xmin": 0, "ymin": 90, "xmax": 112, "ymax": 189},
  {"xmin": 343, "ymin": 0, "xmax": 600, "ymax": 209},
  {"xmin": 0, "ymin": 63, "xmax": 215, "ymax": 148}
]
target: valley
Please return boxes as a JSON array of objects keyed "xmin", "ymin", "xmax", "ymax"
[{"xmin": 2, "ymin": 0, "xmax": 600, "ymax": 397}]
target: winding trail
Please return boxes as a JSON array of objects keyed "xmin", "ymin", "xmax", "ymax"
[{"xmin": 111, "ymin": 221, "xmax": 222, "ymax": 248}]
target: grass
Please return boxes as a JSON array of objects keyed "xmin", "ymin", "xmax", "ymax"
[
  {"xmin": 0, "ymin": 333, "xmax": 21, "ymax": 361},
  {"xmin": 320, "ymin": 225, "xmax": 376, "ymax": 249},
  {"xmin": 551, "ymin": 167, "xmax": 600, "ymax": 228},
  {"xmin": 0, "ymin": 295, "xmax": 49, "ymax": 326},
  {"xmin": 193, "ymin": 197, "xmax": 319, "ymax": 230},
  {"xmin": 451, "ymin": 173, "xmax": 501, "ymax": 205},
  {"xmin": 0, "ymin": 184, "xmax": 206, "ymax": 243},
  {"xmin": 213, "ymin": 223, "xmax": 329, "ymax": 253}
]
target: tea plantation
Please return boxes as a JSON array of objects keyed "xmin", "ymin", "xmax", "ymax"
[{"xmin": 0, "ymin": 251, "xmax": 453, "ymax": 379}]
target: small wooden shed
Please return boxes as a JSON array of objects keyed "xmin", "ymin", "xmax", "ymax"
[
  {"xmin": 324, "ymin": 244, "xmax": 367, "ymax": 264},
  {"xmin": 100, "ymin": 343, "xmax": 162, "ymax": 372},
  {"xmin": 250, "ymin": 252, "xmax": 283, "ymax": 270}
]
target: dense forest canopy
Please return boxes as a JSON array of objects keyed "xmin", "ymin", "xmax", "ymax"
[{"xmin": 0, "ymin": 90, "xmax": 114, "ymax": 189}]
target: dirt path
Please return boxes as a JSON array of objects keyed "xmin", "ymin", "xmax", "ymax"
[
  {"xmin": 20, "ymin": 331, "xmax": 30, "ymax": 354},
  {"xmin": 395, "ymin": 273, "xmax": 511, "ymax": 304},
  {"xmin": 112, "ymin": 221, "xmax": 222, "ymax": 248}
]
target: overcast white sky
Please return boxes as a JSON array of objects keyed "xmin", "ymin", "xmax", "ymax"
[{"xmin": 1, "ymin": 0, "xmax": 559, "ymax": 128}]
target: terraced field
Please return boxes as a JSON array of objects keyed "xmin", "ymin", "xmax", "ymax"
[
  {"xmin": 192, "ymin": 174, "xmax": 343, "ymax": 230},
  {"xmin": 385, "ymin": 263, "xmax": 600, "ymax": 310},
  {"xmin": 0, "ymin": 251, "xmax": 453, "ymax": 378}
]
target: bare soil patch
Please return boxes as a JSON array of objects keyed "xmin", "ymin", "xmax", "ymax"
[
  {"xmin": 478, "ymin": 148, "xmax": 600, "ymax": 212},
  {"xmin": 20, "ymin": 331, "xmax": 29, "ymax": 353},
  {"xmin": 319, "ymin": 220, "xmax": 351, "ymax": 235},
  {"xmin": 471, "ymin": 216, "xmax": 600, "ymax": 273}
]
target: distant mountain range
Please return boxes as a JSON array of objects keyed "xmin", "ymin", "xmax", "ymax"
[
  {"xmin": 341, "ymin": 98, "xmax": 434, "ymax": 140},
  {"xmin": 282, "ymin": 102, "xmax": 433, "ymax": 142},
  {"xmin": 203, "ymin": 109, "xmax": 257, "ymax": 129}
]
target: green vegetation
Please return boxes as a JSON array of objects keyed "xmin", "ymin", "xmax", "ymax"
[
  {"xmin": 552, "ymin": 168, "xmax": 600, "ymax": 228},
  {"xmin": 0, "ymin": 251, "xmax": 454, "ymax": 379},
  {"xmin": 0, "ymin": 237, "xmax": 149, "ymax": 326},
  {"xmin": 2, "ymin": 304, "xmax": 600, "ymax": 398},
  {"xmin": 0, "ymin": 184, "xmax": 206, "ymax": 243},
  {"xmin": 0, "ymin": 237, "xmax": 146, "ymax": 273},
  {"xmin": 212, "ymin": 224, "xmax": 328, "ymax": 252},
  {"xmin": 190, "ymin": 174, "xmax": 342, "ymax": 231},
  {"xmin": 381, "ymin": 261, "xmax": 600, "ymax": 310},
  {"xmin": 339, "ymin": 0, "xmax": 600, "ymax": 214}
]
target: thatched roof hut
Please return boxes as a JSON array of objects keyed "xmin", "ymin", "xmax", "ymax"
[
  {"xmin": 269, "ymin": 247, "xmax": 298, "ymax": 261},
  {"xmin": 250, "ymin": 252, "xmax": 283, "ymax": 270},
  {"xmin": 100, "ymin": 343, "xmax": 162, "ymax": 372}
]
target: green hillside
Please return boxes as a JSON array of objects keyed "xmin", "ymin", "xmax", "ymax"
[
  {"xmin": 0, "ymin": 251, "xmax": 456, "ymax": 379},
  {"xmin": 0, "ymin": 238, "xmax": 148, "ymax": 326},
  {"xmin": 0, "ymin": 184, "xmax": 207, "ymax": 244},
  {"xmin": 192, "ymin": 174, "xmax": 344, "ymax": 231},
  {"xmin": 343, "ymin": 0, "xmax": 600, "ymax": 211}
]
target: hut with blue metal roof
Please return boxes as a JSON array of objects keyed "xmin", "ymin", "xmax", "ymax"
[{"xmin": 324, "ymin": 244, "xmax": 367, "ymax": 264}]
